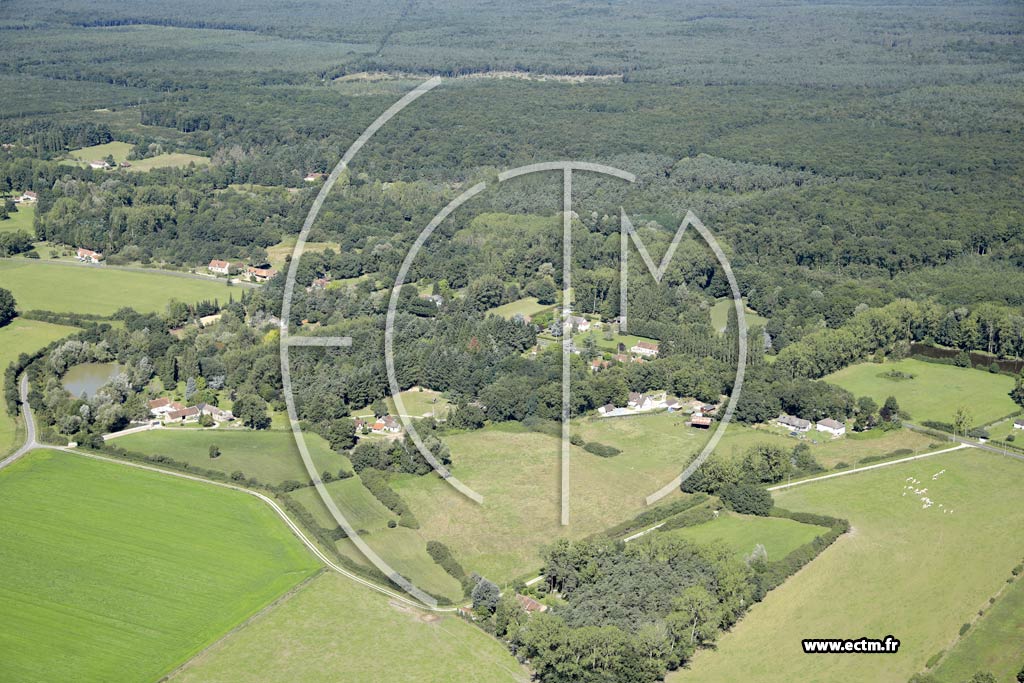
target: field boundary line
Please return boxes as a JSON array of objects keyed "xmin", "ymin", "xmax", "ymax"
[
  {"xmin": 768, "ymin": 444, "xmax": 968, "ymax": 491},
  {"xmin": 42, "ymin": 446, "xmax": 458, "ymax": 613}
]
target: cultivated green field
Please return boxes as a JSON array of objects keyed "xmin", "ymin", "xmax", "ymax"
[
  {"xmin": 489, "ymin": 296, "xmax": 553, "ymax": 320},
  {"xmin": 0, "ymin": 260, "xmax": 229, "ymax": 315},
  {"xmin": 931, "ymin": 573, "xmax": 1024, "ymax": 683},
  {"xmin": 0, "ymin": 318, "xmax": 77, "ymax": 454},
  {"xmin": 662, "ymin": 511, "xmax": 827, "ymax": 562},
  {"xmin": 114, "ymin": 428, "xmax": 345, "ymax": 486},
  {"xmin": 709, "ymin": 297, "xmax": 769, "ymax": 334},
  {"xmin": 826, "ymin": 359, "xmax": 1018, "ymax": 427},
  {"xmin": 674, "ymin": 449, "xmax": 1024, "ymax": 683},
  {"xmin": 0, "ymin": 201, "xmax": 34, "ymax": 234},
  {"xmin": 68, "ymin": 140, "xmax": 133, "ymax": 163},
  {"xmin": 171, "ymin": 571, "xmax": 528, "ymax": 683},
  {"xmin": 0, "ymin": 450, "xmax": 320, "ymax": 683}
]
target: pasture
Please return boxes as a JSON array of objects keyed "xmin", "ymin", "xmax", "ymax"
[
  {"xmin": 931, "ymin": 573, "xmax": 1024, "ymax": 683},
  {"xmin": 386, "ymin": 387, "xmax": 450, "ymax": 419},
  {"xmin": 67, "ymin": 141, "xmax": 210, "ymax": 172},
  {"xmin": 171, "ymin": 572, "xmax": 528, "ymax": 683},
  {"xmin": 826, "ymin": 359, "xmax": 1018, "ymax": 427},
  {"xmin": 662, "ymin": 511, "xmax": 826, "ymax": 562},
  {"xmin": 0, "ymin": 450, "xmax": 320, "ymax": 683},
  {"xmin": 0, "ymin": 260, "xmax": 229, "ymax": 315},
  {"xmin": 673, "ymin": 449, "xmax": 1024, "ymax": 683},
  {"xmin": 114, "ymin": 428, "xmax": 345, "ymax": 486},
  {"xmin": 0, "ymin": 318, "xmax": 77, "ymax": 455},
  {"xmin": 289, "ymin": 476, "xmax": 464, "ymax": 602},
  {"xmin": 0, "ymin": 201, "xmax": 35, "ymax": 234},
  {"xmin": 489, "ymin": 296, "xmax": 553, "ymax": 320}
]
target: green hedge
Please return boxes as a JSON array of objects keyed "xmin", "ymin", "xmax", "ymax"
[
  {"xmin": 360, "ymin": 468, "xmax": 419, "ymax": 528},
  {"xmin": 589, "ymin": 493, "xmax": 709, "ymax": 541}
]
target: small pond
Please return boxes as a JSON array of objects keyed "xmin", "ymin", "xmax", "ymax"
[{"xmin": 62, "ymin": 362, "xmax": 123, "ymax": 398}]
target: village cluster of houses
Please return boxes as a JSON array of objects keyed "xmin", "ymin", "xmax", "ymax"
[
  {"xmin": 777, "ymin": 414, "xmax": 847, "ymax": 438},
  {"xmin": 147, "ymin": 397, "xmax": 235, "ymax": 424},
  {"xmin": 88, "ymin": 159, "xmax": 133, "ymax": 170},
  {"xmin": 354, "ymin": 415, "xmax": 403, "ymax": 435},
  {"xmin": 207, "ymin": 259, "xmax": 279, "ymax": 283}
]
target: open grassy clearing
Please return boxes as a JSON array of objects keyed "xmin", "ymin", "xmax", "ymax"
[
  {"xmin": 674, "ymin": 449, "xmax": 1024, "ymax": 683},
  {"xmin": 709, "ymin": 297, "xmax": 768, "ymax": 333},
  {"xmin": 662, "ymin": 511, "xmax": 827, "ymax": 562},
  {"xmin": 171, "ymin": 571, "xmax": 528, "ymax": 683},
  {"xmin": 931, "ymin": 572, "xmax": 1024, "ymax": 683},
  {"xmin": 0, "ymin": 450, "xmax": 320, "ymax": 683},
  {"xmin": 0, "ymin": 259, "xmax": 229, "ymax": 315},
  {"xmin": 0, "ymin": 318, "xmax": 78, "ymax": 455},
  {"xmin": 114, "ymin": 428, "xmax": 344, "ymax": 487},
  {"xmin": 289, "ymin": 476, "xmax": 464, "ymax": 602},
  {"xmin": 826, "ymin": 359, "xmax": 1018, "ymax": 427},
  {"xmin": 383, "ymin": 387, "xmax": 450, "ymax": 418},
  {"xmin": 66, "ymin": 141, "xmax": 210, "ymax": 172},
  {"xmin": 267, "ymin": 236, "xmax": 339, "ymax": 270},
  {"xmin": 489, "ymin": 296, "xmax": 553, "ymax": 320},
  {"xmin": 0, "ymin": 201, "xmax": 34, "ymax": 234}
]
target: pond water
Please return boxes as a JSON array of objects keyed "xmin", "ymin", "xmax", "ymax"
[{"xmin": 62, "ymin": 363, "xmax": 123, "ymax": 398}]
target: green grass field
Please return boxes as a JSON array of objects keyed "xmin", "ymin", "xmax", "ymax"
[
  {"xmin": 931, "ymin": 573, "xmax": 1024, "ymax": 683},
  {"xmin": 290, "ymin": 476, "xmax": 465, "ymax": 602},
  {"xmin": 171, "ymin": 571, "xmax": 528, "ymax": 683},
  {"xmin": 0, "ymin": 201, "xmax": 34, "ymax": 235},
  {"xmin": 384, "ymin": 388, "xmax": 450, "ymax": 419},
  {"xmin": 489, "ymin": 296, "xmax": 553, "ymax": 320},
  {"xmin": 826, "ymin": 359, "xmax": 1018, "ymax": 427},
  {"xmin": 114, "ymin": 429, "xmax": 345, "ymax": 487},
  {"xmin": 0, "ymin": 260, "xmax": 229, "ymax": 315},
  {"xmin": 662, "ymin": 511, "xmax": 827, "ymax": 562},
  {"xmin": 0, "ymin": 318, "xmax": 78, "ymax": 455},
  {"xmin": 67, "ymin": 141, "xmax": 209, "ymax": 172},
  {"xmin": 709, "ymin": 298, "xmax": 769, "ymax": 334},
  {"xmin": 0, "ymin": 450, "xmax": 320, "ymax": 683},
  {"xmin": 673, "ymin": 449, "xmax": 1024, "ymax": 683}
]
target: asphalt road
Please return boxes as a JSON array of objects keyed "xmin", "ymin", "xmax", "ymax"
[{"xmin": 0, "ymin": 375, "xmax": 36, "ymax": 470}]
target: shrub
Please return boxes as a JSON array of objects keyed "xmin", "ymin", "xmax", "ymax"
[
  {"xmin": 360, "ymin": 468, "xmax": 419, "ymax": 528},
  {"xmin": 583, "ymin": 441, "xmax": 621, "ymax": 457},
  {"xmin": 658, "ymin": 505, "xmax": 715, "ymax": 531},
  {"xmin": 719, "ymin": 482, "xmax": 773, "ymax": 516},
  {"xmin": 426, "ymin": 540, "xmax": 472, "ymax": 593},
  {"xmin": 959, "ymin": 623, "xmax": 971, "ymax": 635}
]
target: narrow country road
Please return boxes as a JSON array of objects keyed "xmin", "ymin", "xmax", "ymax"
[
  {"xmin": 0, "ymin": 375, "xmax": 37, "ymax": 471},
  {"xmin": 905, "ymin": 422, "xmax": 1024, "ymax": 463}
]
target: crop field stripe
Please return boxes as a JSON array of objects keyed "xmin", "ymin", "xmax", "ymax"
[{"xmin": 57, "ymin": 446, "xmax": 459, "ymax": 612}]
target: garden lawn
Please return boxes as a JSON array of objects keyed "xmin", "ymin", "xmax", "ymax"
[
  {"xmin": 114, "ymin": 428, "xmax": 345, "ymax": 487},
  {"xmin": 0, "ymin": 450, "xmax": 320, "ymax": 683},
  {"xmin": 170, "ymin": 571, "xmax": 528, "ymax": 683},
  {"xmin": 661, "ymin": 511, "xmax": 827, "ymax": 562},
  {"xmin": 0, "ymin": 259, "xmax": 228, "ymax": 315},
  {"xmin": 826, "ymin": 359, "xmax": 1018, "ymax": 427},
  {"xmin": 673, "ymin": 449, "xmax": 1024, "ymax": 683},
  {"xmin": 0, "ymin": 318, "xmax": 77, "ymax": 455}
]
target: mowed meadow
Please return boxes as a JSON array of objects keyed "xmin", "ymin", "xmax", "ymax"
[
  {"xmin": 0, "ymin": 450, "xmax": 320, "ymax": 683},
  {"xmin": 672, "ymin": 449, "xmax": 1024, "ymax": 683},
  {"xmin": 827, "ymin": 359, "xmax": 1019, "ymax": 427},
  {"xmin": 0, "ymin": 260, "xmax": 230, "ymax": 315},
  {"xmin": 0, "ymin": 317, "xmax": 77, "ymax": 455},
  {"xmin": 171, "ymin": 571, "xmax": 528, "ymax": 683}
]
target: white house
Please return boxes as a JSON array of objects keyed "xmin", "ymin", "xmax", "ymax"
[
  {"xmin": 568, "ymin": 315, "xmax": 591, "ymax": 332},
  {"xmin": 815, "ymin": 418, "xmax": 846, "ymax": 438},
  {"xmin": 778, "ymin": 414, "xmax": 812, "ymax": 433},
  {"xmin": 372, "ymin": 415, "xmax": 402, "ymax": 434},
  {"xmin": 1014, "ymin": 419, "xmax": 1024, "ymax": 431},
  {"xmin": 304, "ymin": 172, "xmax": 327, "ymax": 182},
  {"xmin": 88, "ymin": 159, "xmax": 110, "ymax": 170},
  {"xmin": 628, "ymin": 392, "xmax": 655, "ymax": 411},
  {"xmin": 196, "ymin": 403, "xmax": 235, "ymax": 422},
  {"xmin": 630, "ymin": 341, "xmax": 659, "ymax": 357},
  {"xmin": 208, "ymin": 259, "xmax": 240, "ymax": 275},
  {"xmin": 17, "ymin": 190, "xmax": 37, "ymax": 203},
  {"xmin": 76, "ymin": 247, "xmax": 103, "ymax": 263},
  {"xmin": 147, "ymin": 397, "xmax": 177, "ymax": 417}
]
